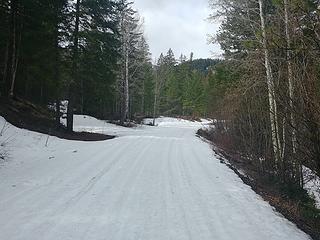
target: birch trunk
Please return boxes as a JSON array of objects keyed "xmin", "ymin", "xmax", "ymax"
[
  {"xmin": 124, "ymin": 48, "xmax": 130, "ymax": 122},
  {"xmin": 284, "ymin": 0, "xmax": 297, "ymax": 154},
  {"xmin": 258, "ymin": 0, "xmax": 282, "ymax": 164}
]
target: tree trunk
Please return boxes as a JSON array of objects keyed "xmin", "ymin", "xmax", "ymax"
[
  {"xmin": 80, "ymin": 78, "xmax": 84, "ymax": 114},
  {"xmin": 120, "ymin": 11, "xmax": 130, "ymax": 125},
  {"xmin": 258, "ymin": 0, "xmax": 282, "ymax": 165},
  {"xmin": 10, "ymin": 19, "xmax": 22, "ymax": 98},
  {"xmin": 124, "ymin": 48, "xmax": 129, "ymax": 122},
  {"xmin": 1, "ymin": 41, "xmax": 9, "ymax": 96},
  {"xmin": 153, "ymin": 91, "xmax": 157, "ymax": 126},
  {"xmin": 284, "ymin": 0, "xmax": 297, "ymax": 154},
  {"xmin": 140, "ymin": 75, "xmax": 145, "ymax": 114},
  {"xmin": 8, "ymin": 0, "xmax": 18, "ymax": 97},
  {"xmin": 153, "ymin": 74, "xmax": 159, "ymax": 126},
  {"xmin": 67, "ymin": 0, "xmax": 81, "ymax": 132},
  {"xmin": 54, "ymin": 9, "xmax": 60, "ymax": 127}
]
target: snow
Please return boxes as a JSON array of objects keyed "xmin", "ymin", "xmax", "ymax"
[
  {"xmin": 48, "ymin": 100, "xmax": 68, "ymax": 117},
  {"xmin": 0, "ymin": 115, "xmax": 312, "ymax": 240},
  {"xmin": 143, "ymin": 116, "xmax": 212, "ymax": 128},
  {"xmin": 61, "ymin": 115, "xmax": 139, "ymax": 137},
  {"xmin": 303, "ymin": 166, "xmax": 320, "ymax": 209}
]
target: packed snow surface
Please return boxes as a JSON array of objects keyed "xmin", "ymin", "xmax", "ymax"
[{"xmin": 0, "ymin": 115, "xmax": 311, "ymax": 240}]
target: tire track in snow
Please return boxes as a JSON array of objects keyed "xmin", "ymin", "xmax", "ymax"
[
  {"xmin": 110, "ymin": 138, "xmax": 159, "ymax": 240},
  {"xmin": 0, "ymin": 140, "xmax": 121, "ymax": 207},
  {"xmin": 178, "ymin": 142, "xmax": 219, "ymax": 239},
  {"xmin": 167, "ymin": 139, "xmax": 194, "ymax": 240},
  {"xmin": 51, "ymin": 136, "xmax": 157, "ymax": 240},
  {"xmin": 15, "ymin": 138, "xmax": 142, "ymax": 239}
]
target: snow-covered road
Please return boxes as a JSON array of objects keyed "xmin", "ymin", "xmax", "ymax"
[{"xmin": 0, "ymin": 116, "xmax": 311, "ymax": 240}]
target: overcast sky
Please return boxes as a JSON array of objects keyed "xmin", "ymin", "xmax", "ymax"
[{"xmin": 133, "ymin": 0, "xmax": 222, "ymax": 61}]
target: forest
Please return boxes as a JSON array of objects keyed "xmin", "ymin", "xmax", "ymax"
[{"xmin": 0, "ymin": 0, "xmax": 220, "ymax": 130}]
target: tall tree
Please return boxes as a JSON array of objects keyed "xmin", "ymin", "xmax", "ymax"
[
  {"xmin": 283, "ymin": 0, "xmax": 297, "ymax": 154},
  {"xmin": 117, "ymin": 0, "xmax": 141, "ymax": 124},
  {"xmin": 5, "ymin": 0, "xmax": 20, "ymax": 97},
  {"xmin": 258, "ymin": 0, "xmax": 282, "ymax": 165},
  {"xmin": 0, "ymin": 1, "xmax": 10, "ymax": 96},
  {"xmin": 67, "ymin": 0, "xmax": 81, "ymax": 132},
  {"xmin": 129, "ymin": 36, "xmax": 153, "ymax": 117}
]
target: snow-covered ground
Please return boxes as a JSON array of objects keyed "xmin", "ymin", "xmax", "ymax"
[
  {"xmin": 0, "ymin": 115, "xmax": 312, "ymax": 240},
  {"xmin": 143, "ymin": 117, "xmax": 212, "ymax": 128},
  {"xmin": 303, "ymin": 166, "xmax": 320, "ymax": 209}
]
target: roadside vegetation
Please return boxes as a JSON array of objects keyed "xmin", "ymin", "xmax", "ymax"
[{"xmin": 198, "ymin": 0, "xmax": 320, "ymax": 238}]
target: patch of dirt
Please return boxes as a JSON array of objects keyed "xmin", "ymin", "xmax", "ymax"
[{"xmin": 0, "ymin": 97, "xmax": 114, "ymax": 141}]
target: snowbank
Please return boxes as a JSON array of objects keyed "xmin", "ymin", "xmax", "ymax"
[
  {"xmin": 61, "ymin": 115, "xmax": 141, "ymax": 137},
  {"xmin": 143, "ymin": 117, "xmax": 213, "ymax": 128},
  {"xmin": 303, "ymin": 166, "xmax": 320, "ymax": 209}
]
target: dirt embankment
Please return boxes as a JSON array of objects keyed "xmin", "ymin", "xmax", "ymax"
[{"xmin": 0, "ymin": 97, "xmax": 114, "ymax": 141}]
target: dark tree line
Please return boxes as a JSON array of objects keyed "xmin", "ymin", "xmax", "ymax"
[{"xmin": 0, "ymin": 0, "xmax": 155, "ymax": 131}]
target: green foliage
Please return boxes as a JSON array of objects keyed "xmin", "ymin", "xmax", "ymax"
[
  {"xmin": 189, "ymin": 59, "xmax": 220, "ymax": 75},
  {"xmin": 182, "ymin": 70, "xmax": 207, "ymax": 116},
  {"xmin": 76, "ymin": 0, "xmax": 120, "ymax": 117},
  {"xmin": 301, "ymin": 201, "xmax": 320, "ymax": 220},
  {"xmin": 154, "ymin": 49, "xmax": 221, "ymax": 117},
  {"xmin": 206, "ymin": 61, "xmax": 240, "ymax": 115},
  {"xmin": 141, "ymin": 63, "xmax": 155, "ymax": 116},
  {"xmin": 0, "ymin": 0, "xmax": 121, "ymax": 118}
]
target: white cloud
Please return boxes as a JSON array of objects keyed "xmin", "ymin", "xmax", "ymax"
[{"xmin": 133, "ymin": 0, "xmax": 222, "ymax": 60}]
